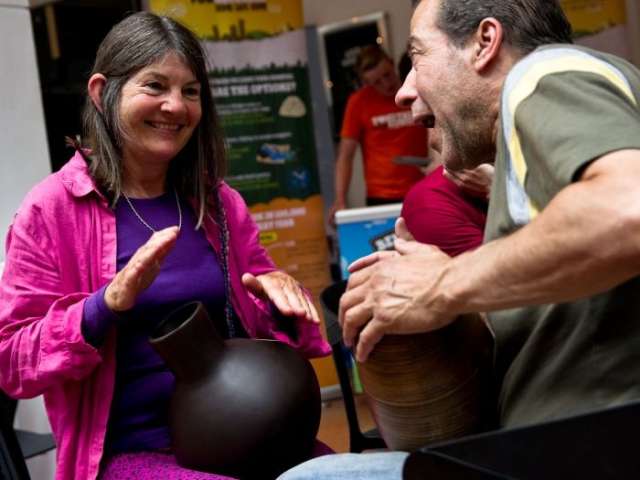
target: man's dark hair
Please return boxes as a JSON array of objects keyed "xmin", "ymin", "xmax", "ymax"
[{"xmin": 437, "ymin": 0, "xmax": 573, "ymax": 53}]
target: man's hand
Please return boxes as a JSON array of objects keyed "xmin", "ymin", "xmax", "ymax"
[
  {"xmin": 340, "ymin": 220, "xmax": 456, "ymax": 362},
  {"xmin": 105, "ymin": 226, "xmax": 179, "ymax": 312},
  {"xmin": 242, "ymin": 271, "xmax": 320, "ymax": 323}
]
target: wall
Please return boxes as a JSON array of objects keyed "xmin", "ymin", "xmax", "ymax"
[
  {"xmin": 0, "ymin": 1, "xmax": 51, "ymax": 263},
  {"xmin": 1, "ymin": 4, "xmax": 56, "ymax": 479},
  {"xmin": 626, "ymin": 0, "xmax": 640, "ymax": 66},
  {"xmin": 303, "ymin": 0, "xmax": 412, "ymax": 63}
]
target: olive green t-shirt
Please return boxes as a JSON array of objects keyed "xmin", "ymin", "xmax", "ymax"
[{"xmin": 486, "ymin": 45, "xmax": 640, "ymax": 427}]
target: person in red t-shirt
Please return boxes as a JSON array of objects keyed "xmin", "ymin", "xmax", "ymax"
[
  {"xmin": 402, "ymin": 164, "xmax": 490, "ymax": 256},
  {"xmin": 401, "ymin": 125, "xmax": 493, "ymax": 256},
  {"xmin": 329, "ymin": 45, "xmax": 427, "ymax": 222}
]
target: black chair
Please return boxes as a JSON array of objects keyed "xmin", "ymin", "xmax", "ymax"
[
  {"xmin": 320, "ymin": 281, "xmax": 386, "ymax": 453},
  {"xmin": 1, "ymin": 391, "xmax": 56, "ymax": 480}
]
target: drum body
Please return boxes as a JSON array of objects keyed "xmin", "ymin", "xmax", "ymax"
[{"xmin": 358, "ymin": 314, "xmax": 495, "ymax": 451}]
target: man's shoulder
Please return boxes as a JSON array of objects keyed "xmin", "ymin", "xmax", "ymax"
[
  {"xmin": 501, "ymin": 44, "xmax": 640, "ymax": 138},
  {"xmin": 505, "ymin": 44, "xmax": 638, "ymax": 100},
  {"xmin": 345, "ymin": 85, "xmax": 374, "ymax": 108},
  {"xmin": 348, "ymin": 85, "xmax": 374, "ymax": 98}
]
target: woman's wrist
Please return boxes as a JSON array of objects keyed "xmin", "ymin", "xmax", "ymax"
[{"xmin": 82, "ymin": 285, "xmax": 121, "ymax": 347}]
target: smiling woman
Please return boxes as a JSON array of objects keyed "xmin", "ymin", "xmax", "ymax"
[
  {"xmin": 78, "ymin": 12, "xmax": 224, "ymax": 223},
  {"xmin": 0, "ymin": 11, "xmax": 331, "ymax": 480},
  {"xmin": 104, "ymin": 53, "xmax": 203, "ymax": 184}
]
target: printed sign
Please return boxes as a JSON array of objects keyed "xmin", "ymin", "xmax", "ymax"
[
  {"xmin": 149, "ymin": 0, "xmax": 303, "ymax": 39},
  {"xmin": 561, "ymin": 0, "xmax": 627, "ymax": 36}
]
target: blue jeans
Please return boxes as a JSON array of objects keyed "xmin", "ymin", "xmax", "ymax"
[{"xmin": 277, "ymin": 452, "xmax": 409, "ymax": 480}]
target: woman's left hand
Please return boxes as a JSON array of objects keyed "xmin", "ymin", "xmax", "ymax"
[
  {"xmin": 443, "ymin": 163, "xmax": 495, "ymax": 199},
  {"xmin": 242, "ymin": 271, "xmax": 320, "ymax": 324}
]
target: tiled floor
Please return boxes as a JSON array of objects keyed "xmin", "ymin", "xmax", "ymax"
[{"xmin": 316, "ymin": 394, "xmax": 378, "ymax": 453}]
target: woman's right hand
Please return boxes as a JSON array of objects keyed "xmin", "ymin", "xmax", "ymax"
[{"xmin": 104, "ymin": 226, "xmax": 179, "ymax": 312}]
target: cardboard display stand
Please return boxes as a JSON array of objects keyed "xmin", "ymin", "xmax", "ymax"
[{"xmin": 335, "ymin": 203, "xmax": 402, "ymax": 279}]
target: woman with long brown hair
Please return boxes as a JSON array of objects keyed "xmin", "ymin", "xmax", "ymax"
[{"xmin": 0, "ymin": 12, "xmax": 330, "ymax": 479}]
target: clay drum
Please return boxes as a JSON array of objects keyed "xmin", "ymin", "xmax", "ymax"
[
  {"xmin": 149, "ymin": 301, "xmax": 321, "ymax": 479},
  {"xmin": 358, "ymin": 313, "xmax": 495, "ymax": 451}
]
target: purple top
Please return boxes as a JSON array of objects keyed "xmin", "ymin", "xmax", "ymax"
[{"xmin": 82, "ymin": 192, "xmax": 237, "ymax": 454}]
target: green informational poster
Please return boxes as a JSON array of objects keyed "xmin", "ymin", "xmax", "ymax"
[
  {"xmin": 203, "ymin": 33, "xmax": 334, "ymax": 329},
  {"xmin": 206, "ymin": 36, "xmax": 320, "ymax": 206}
]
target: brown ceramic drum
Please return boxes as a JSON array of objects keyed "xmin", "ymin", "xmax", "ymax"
[
  {"xmin": 149, "ymin": 302, "xmax": 321, "ymax": 479},
  {"xmin": 358, "ymin": 313, "xmax": 494, "ymax": 451}
]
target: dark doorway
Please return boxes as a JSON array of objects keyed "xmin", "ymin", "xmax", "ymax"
[{"xmin": 31, "ymin": 0, "xmax": 141, "ymax": 172}]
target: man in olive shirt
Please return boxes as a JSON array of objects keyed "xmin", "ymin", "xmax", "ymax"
[
  {"xmin": 338, "ymin": 0, "xmax": 640, "ymax": 429},
  {"xmin": 279, "ymin": 0, "xmax": 640, "ymax": 478},
  {"xmin": 482, "ymin": 43, "xmax": 640, "ymax": 425}
]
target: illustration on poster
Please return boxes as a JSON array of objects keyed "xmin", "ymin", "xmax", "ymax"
[
  {"xmin": 280, "ymin": 96, "xmax": 306, "ymax": 117},
  {"xmin": 257, "ymin": 144, "xmax": 296, "ymax": 164}
]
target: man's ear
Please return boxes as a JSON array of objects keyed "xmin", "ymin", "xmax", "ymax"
[
  {"xmin": 471, "ymin": 17, "xmax": 504, "ymax": 72},
  {"xmin": 87, "ymin": 73, "xmax": 107, "ymax": 113}
]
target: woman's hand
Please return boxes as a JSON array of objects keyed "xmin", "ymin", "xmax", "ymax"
[
  {"xmin": 242, "ymin": 271, "xmax": 320, "ymax": 324},
  {"xmin": 443, "ymin": 163, "xmax": 495, "ymax": 199},
  {"xmin": 104, "ymin": 226, "xmax": 179, "ymax": 312}
]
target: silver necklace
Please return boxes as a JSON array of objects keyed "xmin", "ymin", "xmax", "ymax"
[{"xmin": 122, "ymin": 188, "xmax": 182, "ymax": 233}]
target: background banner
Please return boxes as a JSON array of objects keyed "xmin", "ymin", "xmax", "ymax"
[
  {"xmin": 150, "ymin": 0, "xmax": 303, "ymax": 38},
  {"xmin": 149, "ymin": 0, "xmax": 337, "ymax": 388},
  {"xmin": 561, "ymin": 0, "xmax": 626, "ymax": 36},
  {"xmin": 561, "ymin": 0, "xmax": 631, "ymax": 60}
]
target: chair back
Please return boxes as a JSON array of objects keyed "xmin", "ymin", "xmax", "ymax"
[
  {"xmin": 0, "ymin": 391, "xmax": 31, "ymax": 480},
  {"xmin": 319, "ymin": 280, "xmax": 346, "ymax": 346},
  {"xmin": 0, "ymin": 393, "xmax": 17, "ymax": 425},
  {"xmin": 320, "ymin": 281, "xmax": 386, "ymax": 453}
]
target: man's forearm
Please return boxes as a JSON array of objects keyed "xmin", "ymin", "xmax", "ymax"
[{"xmin": 443, "ymin": 150, "xmax": 640, "ymax": 315}]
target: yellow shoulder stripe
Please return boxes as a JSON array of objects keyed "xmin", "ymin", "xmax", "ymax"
[{"xmin": 507, "ymin": 55, "xmax": 636, "ymax": 219}]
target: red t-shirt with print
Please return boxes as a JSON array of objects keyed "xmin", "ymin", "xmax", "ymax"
[{"xmin": 341, "ymin": 85, "xmax": 427, "ymax": 199}]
